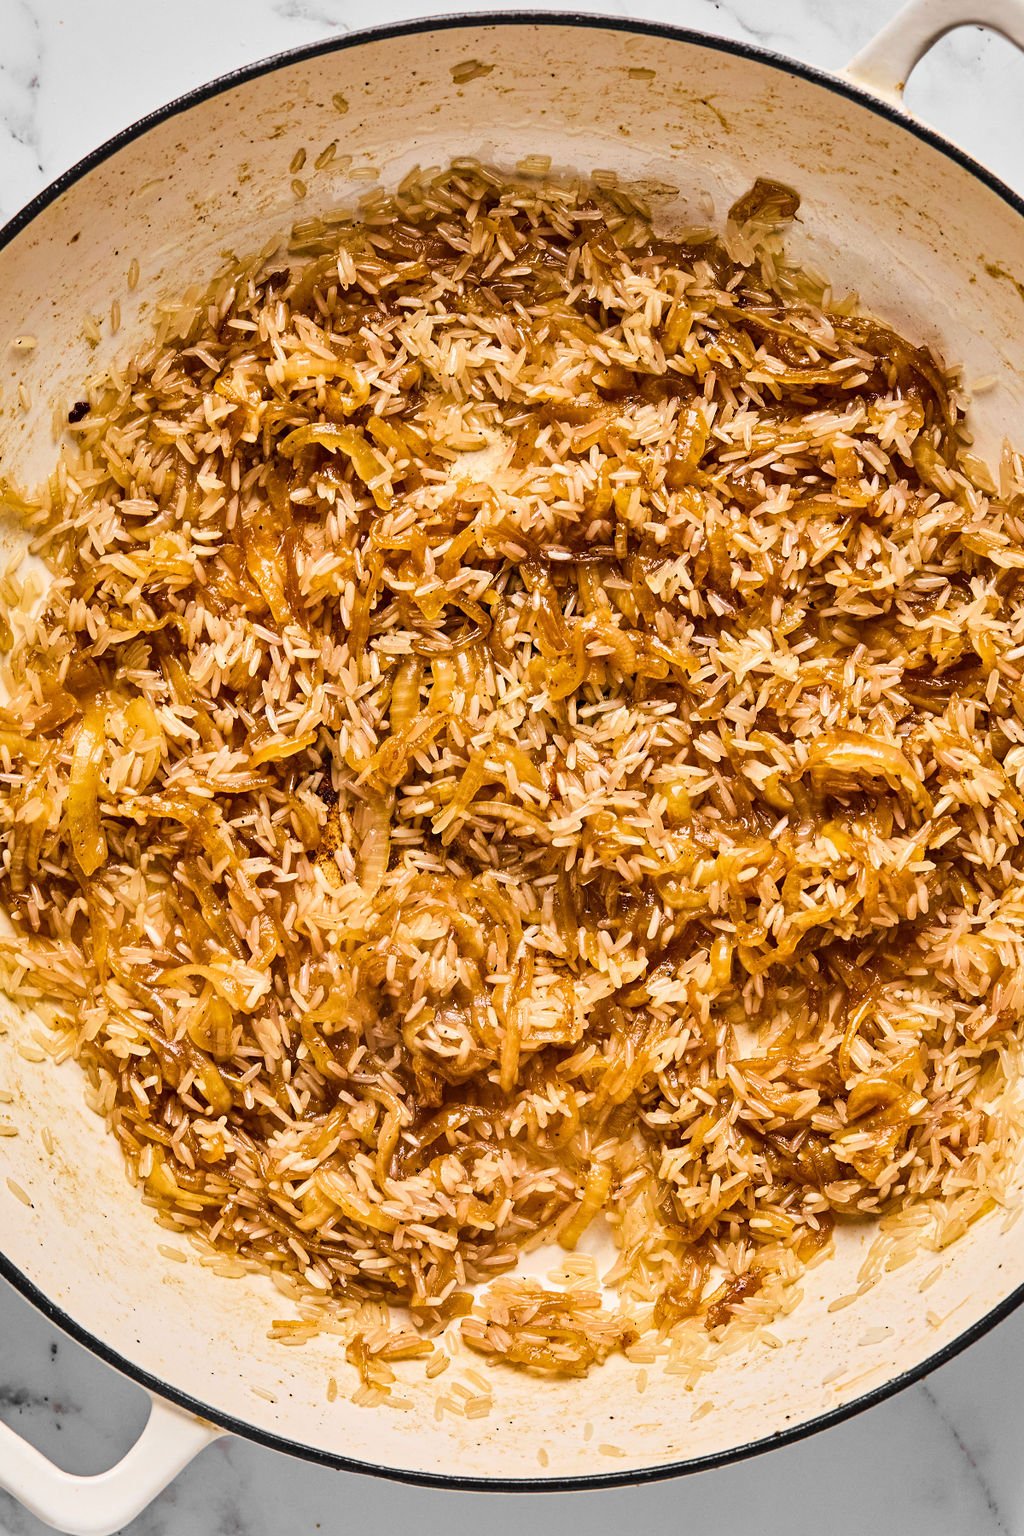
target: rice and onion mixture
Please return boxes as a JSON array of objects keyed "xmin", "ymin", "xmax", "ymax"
[{"xmin": 3, "ymin": 165, "xmax": 1024, "ymax": 1384}]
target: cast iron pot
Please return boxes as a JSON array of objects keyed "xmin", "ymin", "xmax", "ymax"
[{"xmin": 2, "ymin": 0, "xmax": 1024, "ymax": 1528}]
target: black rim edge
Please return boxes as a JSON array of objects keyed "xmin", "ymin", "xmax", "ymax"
[{"xmin": 3, "ymin": 7, "xmax": 1024, "ymax": 1494}]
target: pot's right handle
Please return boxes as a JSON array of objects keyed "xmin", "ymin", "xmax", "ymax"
[
  {"xmin": 0, "ymin": 1391, "xmax": 221, "ymax": 1536},
  {"xmin": 847, "ymin": 0, "xmax": 1024, "ymax": 104}
]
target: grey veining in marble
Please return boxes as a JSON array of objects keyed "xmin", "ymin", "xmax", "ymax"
[{"xmin": 2, "ymin": 1, "xmax": 1024, "ymax": 1532}]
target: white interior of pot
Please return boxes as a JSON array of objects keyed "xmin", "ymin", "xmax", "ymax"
[{"xmin": 3, "ymin": 19, "xmax": 1024, "ymax": 1482}]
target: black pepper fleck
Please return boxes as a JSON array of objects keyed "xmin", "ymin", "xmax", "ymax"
[{"xmin": 67, "ymin": 401, "xmax": 89, "ymax": 424}]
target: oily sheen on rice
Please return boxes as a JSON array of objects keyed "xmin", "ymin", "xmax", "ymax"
[{"xmin": 2, "ymin": 165, "xmax": 1024, "ymax": 1392}]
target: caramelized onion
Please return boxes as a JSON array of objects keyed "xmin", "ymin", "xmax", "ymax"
[{"xmin": 66, "ymin": 701, "xmax": 108, "ymax": 876}]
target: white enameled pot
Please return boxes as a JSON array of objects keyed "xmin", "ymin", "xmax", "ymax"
[{"xmin": 3, "ymin": 2, "xmax": 1024, "ymax": 1530}]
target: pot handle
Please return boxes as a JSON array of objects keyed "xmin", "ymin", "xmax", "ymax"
[
  {"xmin": 0, "ymin": 1390, "xmax": 221, "ymax": 1536},
  {"xmin": 847, "ymin": 0, "xmax": 1024, "ymax": 104}
]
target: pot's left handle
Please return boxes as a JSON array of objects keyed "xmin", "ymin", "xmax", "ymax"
[
  {"xmin": 0, "ymin": 1391, "xmax": 222, "ymax": 1536},
  {"xmin": 847, "ymin": 0, "xmax": 1024, "ymax": 104}
]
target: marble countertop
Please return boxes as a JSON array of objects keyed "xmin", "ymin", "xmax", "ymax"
[{"xmin": 2, "ymin": 0, "xmax": 1024, "ymax": 1532}]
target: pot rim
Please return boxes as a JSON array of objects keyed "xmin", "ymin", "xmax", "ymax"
[{"xmin": 3, "ymin": 7, "xmax": 1024, "ymax": 1492}]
